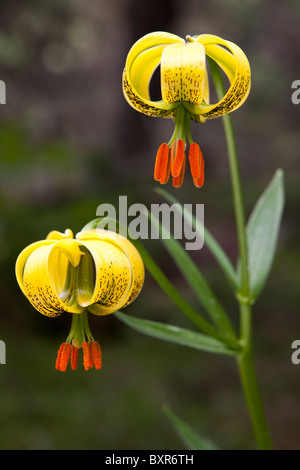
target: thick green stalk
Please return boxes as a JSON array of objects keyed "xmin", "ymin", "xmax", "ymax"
[
  {"xmin": 209, "ymin": 58, "xmax": 272, "ymax": 450},
  {"xmin": 237, "ymin": 301, "xmax": 272, "ymax": 450}
]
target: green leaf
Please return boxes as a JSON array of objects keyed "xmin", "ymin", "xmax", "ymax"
[
  {"xmin": 156, "ymin": 188, "xmax": 238, "ymax": 290},
  {"xmin": 163, "ymin": 406, "xmax": 219, "ymax": 450},
  {"xmin": 114, "ymin": 312, "xmax": 240, "ymax": 356},
  {"xmin": 245, "ymin": 169, "xmax": 285, "ymax": 300},
  {"xmin": 148, "ymin": 209, "xmax": 237, "ymax": 341},
  {"xmin": 134, "ymin": 240, "xmax": 226, "ymax": 342}
]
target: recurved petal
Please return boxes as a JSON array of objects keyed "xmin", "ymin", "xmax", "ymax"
[
  {"xmin": 78, "ymin": 239, "xmax": 132, "ymax": 315},
  {"xmin": 76, "ymin": 228, "xmax": 125, "ymax": 242},
  {"xmin": 49, "ymin": 240, "xmax": 86, "ymax": 309},
  {"xmin": 47, "ymin": 229, "xmax": 73, "ymax": 240},
  {"xmin": 161, "ymin": 42, "xmax": 206, "ymax": 106},
  {"xmin": 77, "ymin": 229, "xmax": 144, "ymax": 315},
  {"xmin": 51, "ymin": 238, "xmax": 84, "ymax": 268},
  {"xmin": 123, "ymin": 31, "xmax": 184, "ymax": 117},
  {"xmin": 112, "ymin": 236, "xmax": 144, "ymax": 308},
  {"xmin": 126, "ymin": 31, "xmax": 185, "ymax": 70},
  {"xmin": 15, "ymin": 239, "xmax": 55, "ymax": 296},
  {"xmin": 20, "ymin": 243, "xmax": 84, "ymax": 317},
  {"xmin": 77, "ymin": 229, "xmax": 145, "ymax": 303},
  {"xmin": 186, "ymin": 34, "xmax": 251, "ymax": 120},
  {"xmin": 123, "ymin": 70, "xmax": 177, "ymax": 118},
  {"xmin": 129, "ymin": 45, "xmax": 167, "ymax": 102}
]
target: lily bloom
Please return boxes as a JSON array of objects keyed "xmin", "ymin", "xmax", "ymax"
[
  {"xmin": 123, "ymin": 32, "xmax": 251, "ymax": 188},
  {"xmin": 15, "ymin": 228, "xmax": 144, "ymax": 371}
]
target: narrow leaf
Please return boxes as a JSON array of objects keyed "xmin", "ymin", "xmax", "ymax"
[
  {"xmin": 163, "ymin": 406, "xmax": 219, "ymax": 450},
  {"xmin": 245, "ymin": 169, "xmax": 284, "ymax": 300},
  {"xmin": 115, "ymin": 312, "xmax": 240, "ymax": 356},
  {"xmin": 134, "ymin": 240, "xmax": 226, "ymax": 342},
  {"xmin": 156, "ymin": 188, "xmax": 238, "ymax": 290},
  {"xmin": 149, "ymin": 209, "xmax": 237, "ymax": 341}
]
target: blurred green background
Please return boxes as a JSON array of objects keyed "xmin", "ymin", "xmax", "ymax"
[{"xmin": 0, "ymin": 0, "xmax": 299, "ymax": 450}]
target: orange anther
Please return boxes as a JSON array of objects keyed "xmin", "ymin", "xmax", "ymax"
[
  {"xmin": 82, "ymin": 342, "xmax": 91, "ymax": 371},
  {"xmin": 57, "ymin": 342, "xmax": 72, "ymax": 372},
  {"xmin": 172, "ymin": 156, "xmax": 186, "ymax": 188},
  {"xmin": 91, "ymin": 341, "xmax": 102, "ymax": 370},
  {"xmin": 71, "ymin": 345, "xmax": 79, "ymax": 370},
  {"xmin": 87, "ymin": 341, "xmax": 94, "ymax": 369},
  {"xmin": 188, "ymin": 143, "xmax": 204, "ymax": 179},
  {"xmin": 159, "ymin": 157, "xmax": 171, "ymax": 184},
  {"xmin": 171, "ymin": 139, "xmax": 185, "ymax": 177},
  {"xmin": 193, "ymin": 163, "xmax": 205, "ymax": 188},
  {"xmin": 55, "ymin": 343, "xmax": 65, "ymax": 371},
  {"xmin": 154, "ymin": 143, "xmax": 169, "ymax": 181}
]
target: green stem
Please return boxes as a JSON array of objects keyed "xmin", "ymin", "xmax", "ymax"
[
  {"xmin": 169, "ymin": 105, "xmax": 188, "ymax": 144},
  {"xmin": 209, "ymin": 58, "xmax": 272, "ymax": 450},
  {"xmin": 237, "ymin": 302, "xmax": 272, "ymax": 450}
]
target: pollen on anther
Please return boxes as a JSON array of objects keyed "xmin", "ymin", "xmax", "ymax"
[
  {"xmin": 159, "ymin": 157, "xmax": 171, "ymax": 184},
  {"xmin": 88, "ymin": 341, "xmax": 94, "ymax": 369},
  {"xmin": 193, "ymin": 173, "xmax": 204, "ymax": 188},
  {"xmin": 91, "ymin": 341, "xmax": 102, "ymax": 370},
  {"xmin": 188, "ymin": 142, "xmax": 204, "ymax": 179},
  {"xmin": 56, "ymin": 342, "xmax": 72, "ymax": 372},
  {"xmin": 55, "ymin": 343, "xmax": 65, "ymax": 371},
  {"xmin": 154, "ymin": 143, "xmax": 169, "ymax": 181},
  {"xmin": 71, "ymin": 345, "xmax": 79, "ymax": 370},
  {"xmin": 171, "ymin": 139, "xmax": 185, "ymax": 177},
  {"xmin": 172, "ymin": 156, "xmax": 186, "ymax": 188},
  {"xmin": 82, "ymin": 342, "xmax": 91, "ymax": 371}
]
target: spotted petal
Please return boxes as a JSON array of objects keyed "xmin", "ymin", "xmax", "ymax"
[
  {"xmin": 76, "ymin": 229, "xmax": 145, "ymax": 316},
  {"xmin": 161, "ymin": 42, "xmax": 206, "ymax": 106},
  {"xmin": 185, "ymin": 34, "xmax": 251, "ymax": 121},
  {"xmin": 16, "ymin": 239, "xmax": 54, "ymax": 297},
  {"xmin": 16, "ymin": 239, "xmax": 85, "ymax": 317},
  {"xmin": 123, "ymin": 31, "xmax": 184, "ymax": 117}
]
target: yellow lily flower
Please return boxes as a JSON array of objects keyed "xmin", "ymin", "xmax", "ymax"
[
  {"xmin": 123, "ymin": 31, "xmax": 251, "ymax": 188},
  {"xmin": 15, "ymin": 228, "xmax": 144, "ymax": 371}
]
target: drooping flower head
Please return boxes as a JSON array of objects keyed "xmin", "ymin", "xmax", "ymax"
[
  {"xmin": 123, "ymin": 32, "xmax": 251, "ymax": 188},
  {"xmin": 15, "ymin": 228, "xmax": 144, "ymax": 371}
]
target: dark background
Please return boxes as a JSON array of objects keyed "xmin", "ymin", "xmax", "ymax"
[{"xmin": 0, "ymin": 0, "xmax": 299, "ymax": 450}]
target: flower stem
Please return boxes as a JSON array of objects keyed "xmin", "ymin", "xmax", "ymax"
[
  {"xmin": 169, "ymin": 105, "xmax": 188, "ymax": 144},
  {"xmin": 208, "ymin": 58, "xmax": 272, "ymax": 449},
  {"xmin": 237, "ymin": 302, "xmax": 272, "ymax": 450}
]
